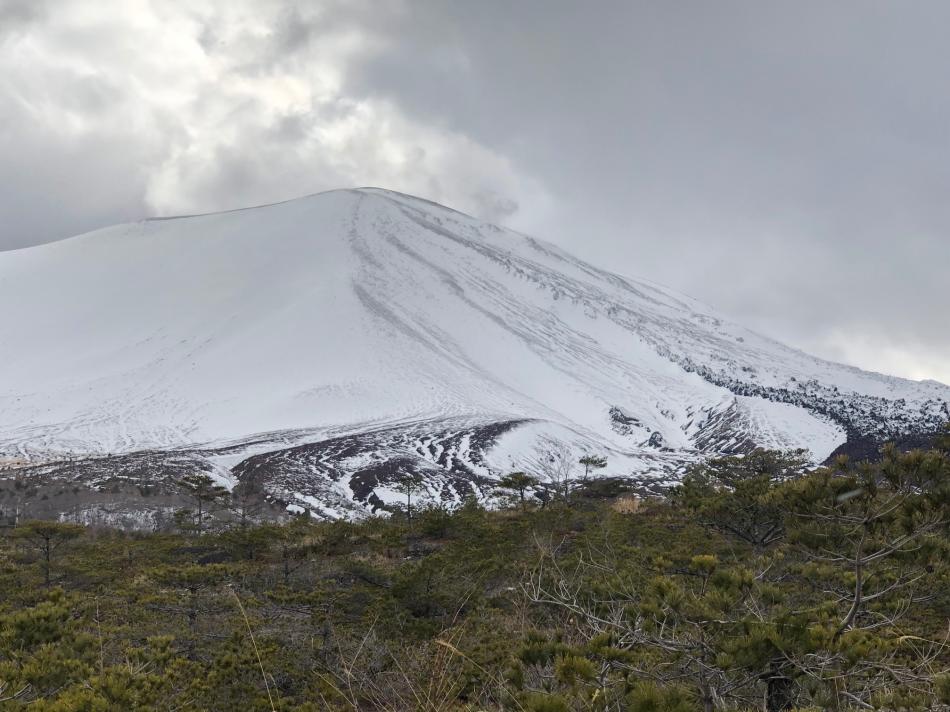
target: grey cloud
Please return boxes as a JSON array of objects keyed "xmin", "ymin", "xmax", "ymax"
[
  {"xmin": 0, "ymin": 0, "xmax": 947, "ymax": 382},
  {"xmin": 0, "ymin": 0, "xmax": 48, "ymax": 30},
  {"xmin": 471, "ymin": 190, "xmax": 519, "ymax": 224},
  {"xmin": 0, "ymin": 128, "xmax": 151, "ymax": 249},
  {"xmin": 341, "ymin": 0, "xmax": 950, "ymax": 381}
]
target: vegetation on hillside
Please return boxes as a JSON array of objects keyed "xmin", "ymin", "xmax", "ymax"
[{"xmin": 1, "ymin": 433, "xmax": 948, "ymax": 711}]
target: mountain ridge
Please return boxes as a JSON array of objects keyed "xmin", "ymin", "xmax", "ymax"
[{"xmin": 1, "ymin": 187, "xmax": 946, "ymax": 523}]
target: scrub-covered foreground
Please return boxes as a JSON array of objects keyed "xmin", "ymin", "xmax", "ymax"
[{"xmin": 1, "ymin": 433, "xmax": 949, "ymax": 711}]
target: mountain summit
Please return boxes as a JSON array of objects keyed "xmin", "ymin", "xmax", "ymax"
[{"xmin": 2, "ymin": 188, "xmax": 947, "ymax": 522}]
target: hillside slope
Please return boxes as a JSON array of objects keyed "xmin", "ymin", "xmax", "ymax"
[{"xmin": 1, "ymin": 188, "xmax": 946, "ymax": 520}]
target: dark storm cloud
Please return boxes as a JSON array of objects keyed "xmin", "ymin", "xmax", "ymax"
[
  {"xmin": 0, "ymin": 0, "xmax": 947, "ymax": 382},
  {"xmin": 343, "ymin": 0, "xmax": 950, "ymax": 381}
]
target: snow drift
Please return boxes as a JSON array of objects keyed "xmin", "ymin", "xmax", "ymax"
[{"xmin": 1, "ymin": 188, "xmax": 947, "ymax": 517}]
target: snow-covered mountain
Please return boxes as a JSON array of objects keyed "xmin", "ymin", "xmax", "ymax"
[{"xmin": 1, "ymin": 188, "xmax": 947, "ymax": 523}]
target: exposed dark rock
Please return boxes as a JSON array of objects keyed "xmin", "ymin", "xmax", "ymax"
[
  {"xmin": 609, "ymin": 406, "xmax": 642, "ymax": 436},
  {"xmin": 822, "ymin": 431, "xmax": 944, "ymax": 464}
]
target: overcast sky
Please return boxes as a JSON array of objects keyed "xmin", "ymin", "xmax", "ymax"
[{"xmin": 1, "ymin": 0, "xmax": 948, "ymax": 384}]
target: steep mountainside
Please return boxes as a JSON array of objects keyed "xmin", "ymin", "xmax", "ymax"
[{"xmin": 1, "ymin": 188, "xmax": 946, "ymax": 523}]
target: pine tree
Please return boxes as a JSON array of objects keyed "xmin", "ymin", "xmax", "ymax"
[
  {"xmin": 394, "ymin": 471, "xmax": 425, "ymax": 527},
  {"xmin": 676, "ymin": 448, "xmax": 807, "ymax": 548},
  {"xmin": 177, "ymin": 473, "xmax": 229, "ymax": 534},
  {"xmin": 779, "ymin": 444, "xmax": 950, "ymax": 707},
  {"xmin": 229, "ymin": 478, "xmax": 264, "ymax": 528},
  {"xmin": 496, "ymin": 471, "xmax": 539, "ymax": 510},
  {"xmin": 578, "ymin": 454, "xmax": 607, "ymax": 482},
  {"xmin": 14, "ymin": 520, "xmax": 84, "ymax": 587}
]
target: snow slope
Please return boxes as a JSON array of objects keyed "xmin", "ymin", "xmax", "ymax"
[{"xmin": 1, "ymin": 187, "xmax": 947, "ymax": 514}]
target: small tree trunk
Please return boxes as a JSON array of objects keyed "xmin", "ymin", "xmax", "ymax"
[
  {"xmin": 765, "ymin": 668, "xmax": 794, "ymax": 712},
  {"xmin": 43, "ymin": 536, "xmax": 52, "ymax": 587},
  {"xmin": 697, "ymin": 658, "xmax": 715, "ymax": 712}
]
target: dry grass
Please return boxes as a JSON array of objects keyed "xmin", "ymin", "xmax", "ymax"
[
  {"xmin": 611, "ymin": 494, "xmax": 641, "ymax": 514},
  {"xmin": 229, "ymin": 586, "xmax": 278, "ymax": 711}
]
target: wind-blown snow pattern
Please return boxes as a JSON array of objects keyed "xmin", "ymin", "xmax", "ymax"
[{"xmin": 1, "ymin": 188, "xmax": 947, "ymax": 520}]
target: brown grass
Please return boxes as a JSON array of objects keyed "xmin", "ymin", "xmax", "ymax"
[{"xmin": 611, "ymin": 494, "xmax": 641, "ymax": 514}]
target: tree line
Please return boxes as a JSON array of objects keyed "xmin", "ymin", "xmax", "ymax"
[{"xmin": 0, "ymin": 428, "xmax": 948, "ymax": 710}]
